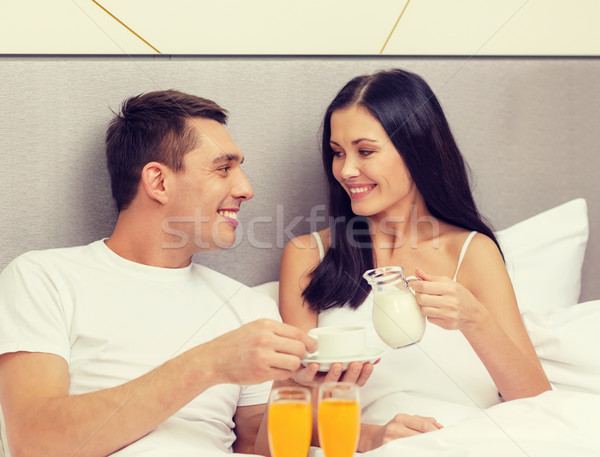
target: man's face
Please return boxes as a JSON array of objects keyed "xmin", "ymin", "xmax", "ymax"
[{"xmin": 165, "ymin": 117, "xmax": 254, "ymax": 252}]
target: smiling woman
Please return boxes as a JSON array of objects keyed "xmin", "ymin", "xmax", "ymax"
[
  {"xmin": 278, "ymin": 68, "xmax": 552, "ymax": 449},
  {"xmin": 301, "ymin": 69, "xmax": 504, "ymax": 313},
  {"xmin": 329, "ymin": 105, "xmax": 416, "ymax": 219}
]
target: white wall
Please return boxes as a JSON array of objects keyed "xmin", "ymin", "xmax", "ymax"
[{"xmin": 1, "ymin": 1, "xmax": 599, "ymax": 55}]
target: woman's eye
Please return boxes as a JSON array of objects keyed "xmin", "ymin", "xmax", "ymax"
[
  {"xmin": 359, "ymin": 150, "xmax": 374, "ymax": 156},
  {"xmin": 332, "ymin": 150, "xmax": 344, "ymax": 158}
]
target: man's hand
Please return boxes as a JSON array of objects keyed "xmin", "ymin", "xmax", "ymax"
[
  {"xmin": 203, "ymin": 319, "xmax": 317, "ymax": 385},
  {"xmin": 359, "ymin": 414, "xmax": 443, "ymax": 451}
]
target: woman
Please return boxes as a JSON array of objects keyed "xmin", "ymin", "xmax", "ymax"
[{"xmin": 280, "ymin": 68, "xmax": 551, "ymax": 446}]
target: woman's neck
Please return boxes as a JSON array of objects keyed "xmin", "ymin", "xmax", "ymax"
[{"xmin": 368, "ymin": 195, "xmax": 439, "ymax": 257}]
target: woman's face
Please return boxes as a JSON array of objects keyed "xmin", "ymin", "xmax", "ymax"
[{"xmin": 330, "ymin": 105, "xmax": 417, "ymax": 219}]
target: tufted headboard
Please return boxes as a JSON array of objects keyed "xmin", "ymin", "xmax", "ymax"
[{"xmin": 1, "ymin": 56, "xmax": 599, "ymax": 301}]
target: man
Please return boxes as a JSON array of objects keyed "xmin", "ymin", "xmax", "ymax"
[{"xmin": 0, "ymin": 90, "xmax": 321, "ymax": 456}]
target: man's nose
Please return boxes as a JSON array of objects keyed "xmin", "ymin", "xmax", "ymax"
[{"xmin": 234, "ymin": 169, "xmax": 254, "ymax": 201}]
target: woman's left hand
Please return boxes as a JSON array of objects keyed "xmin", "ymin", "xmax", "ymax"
[
  {"xmin": 358, "ymin": 415, "xmax": 443, "ymax": 451},
  {"xmin": 410, "ymin": 268, "xmax": 485, "ymax": 332},
  {"xmin": 291, "ymin": 361, "xmax": 375, "ymax": 387}
]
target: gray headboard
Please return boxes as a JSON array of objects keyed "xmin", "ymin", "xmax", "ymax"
[{"xmin": 1, "ymin": 56, "xmax": 598, "ymax": 301}]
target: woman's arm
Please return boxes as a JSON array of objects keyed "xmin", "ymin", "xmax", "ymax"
[
  {"xmin": 279, "ymin": 233, "xmax": 443, "ymax": 452},
  {"xmin": 235, "ymin": 403, "xmax": 268, "ymax": 455},
  {"xmin": 279, "ymin": 233, "xmax": 372, "ymax": 384},
  {"xmin": 279, "ymin": 233, "xmax": 322, "ymax": 332},
  {"xmin": 411, "ymin": 234, "xmax": 551, "ymax": 400},
  {"xmin": 278, "ymin": 233, "xmax": 382, "ymax": 449}
]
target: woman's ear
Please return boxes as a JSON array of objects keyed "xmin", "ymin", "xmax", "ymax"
[{"xmin": 140, "ymin": 161, "xmax": 169, "ymax": 205}]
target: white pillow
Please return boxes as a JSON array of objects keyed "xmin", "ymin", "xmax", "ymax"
[
  {"xmin": 523, "ymin": 301, "xmax": 600, "ymax": 395},
  {"xmin": 251, "ymin": 280, "xmax": 279, "ymax": 305},
  {"xmin": 495, "ymin": 198, "xmax": 588, "ymax": 314}
]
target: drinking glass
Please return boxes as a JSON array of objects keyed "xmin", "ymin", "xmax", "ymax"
[
  {"xmin": 268, "ymin": 386, "xmax": 312, "ymax": 457},
  {"xmin": 318, "ymin": 382, "xmax": 361, "ymax": 457}
]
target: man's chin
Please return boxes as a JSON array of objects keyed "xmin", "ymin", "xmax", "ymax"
[{"xmin": 193, "ymin": 234, "xmax": 237, "ymax": 252}]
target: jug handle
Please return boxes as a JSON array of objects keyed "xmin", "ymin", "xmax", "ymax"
[{"xmin": 405, "ymin": 275, "xmax": 423, "ymax": 295}]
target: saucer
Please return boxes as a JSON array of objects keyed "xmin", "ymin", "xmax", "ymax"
[{"xmin": 301, "ymin": 348, "xmax": 384, "ymax": 372}]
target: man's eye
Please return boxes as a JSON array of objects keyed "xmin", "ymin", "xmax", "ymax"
[{"xmin": 218, "ymin": 166, "xmax": 231, "ymax": 172}]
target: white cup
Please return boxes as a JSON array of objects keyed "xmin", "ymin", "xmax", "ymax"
[{"xmin": 307, "ymin": 326, "xmax": 367, "ymax": 359}]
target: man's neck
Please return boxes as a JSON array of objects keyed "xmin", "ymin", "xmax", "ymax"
[{"xmin": 106, "ymin": 211, "xmax": 194, "ymax": 269}]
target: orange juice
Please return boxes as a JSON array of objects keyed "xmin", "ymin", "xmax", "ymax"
[
  {"xmin": 268, "ymin": 401, "xmax": 312, "ymax": 457},
  {"xmin": 318, "ymin": 398, "xmax": 360, "ymax": 457}
]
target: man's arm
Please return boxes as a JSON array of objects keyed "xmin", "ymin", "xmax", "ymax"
[{"xmin": 0, "ymin": 319, "xmax": 315, "ymax": 457}]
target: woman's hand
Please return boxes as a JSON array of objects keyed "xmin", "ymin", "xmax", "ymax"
[
  {"xmin": 291, "ymin": 361, "xmax": 375, "ymax": 387},
  {"xmin": 359, "ymin": 414, "xmax": 443, "ymax": 451},
  {"xmin": 410, "ymin": 268, "xmax": 486, "ymax": 332}
]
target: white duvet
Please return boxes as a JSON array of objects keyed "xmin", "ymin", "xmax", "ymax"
[
  {"xmin": 366, "ymin": 300, "xmax": 600, "ymax": 456},
  {"xmin": 311, "ymin": 300, "xmax": 600, "ymax": 457},
  {"xmin": 362, "ymin": 389, "xmax": 600, "ymax": 457}
]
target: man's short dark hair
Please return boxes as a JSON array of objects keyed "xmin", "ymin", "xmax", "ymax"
[{"xmin": 106, "ymin": 90, "xmax": 228, "ymax": 212}]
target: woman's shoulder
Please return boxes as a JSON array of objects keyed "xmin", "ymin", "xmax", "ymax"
[
  {"xmin": 282, "ymin": 228, "xmax": 331, "ymax": 267},
  {"xmin": 280, "ymin": 230, "xmax": 331, "ymax": 294},
  {"xmin": 441, "ymin": 225, "xmax": 498, "ymax": 257},
  {"xmin": 434, "ymin": 225, "xmax": 501, "ymax": 276},
  {"xmin": 452, "ymin": 229, "xmax": 505, "ymax": 280},
  {"xmin": 437, "ymin": 227, "xmax": 505, "ymax": 294},
  {"xmin": 464, "ymin": 231, "xmax": 501, "ymax": 257},
  {"xmin": 285, "ymin": 228, "xmax": 331, "ymax": 252}
]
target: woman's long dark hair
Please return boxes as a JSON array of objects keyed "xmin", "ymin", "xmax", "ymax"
[{"xmin": 303, "ymin": 68, "xmax": 502, "ymax": 313}]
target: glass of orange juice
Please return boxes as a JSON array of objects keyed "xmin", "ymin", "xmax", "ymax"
[
  {"xmin": 268, "ymin": 386, "xmax": 312, "ymax": 457},
  {"xmin": 318, "ymin": 382, "xmax": 360, "ymax": 457}
]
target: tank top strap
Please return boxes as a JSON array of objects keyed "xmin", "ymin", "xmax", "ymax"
[
  {"xmin": 453, "ymin": 231, "xmax": 477, "ymax": 281},
  {"xmin": 311, "ymin": 231, "xmax": 325, "ymax": 261}
]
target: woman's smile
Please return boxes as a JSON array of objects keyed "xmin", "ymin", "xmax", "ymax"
[{"xmin": 347, "ymin": 183, "xmax": 377, "ymax": 199}]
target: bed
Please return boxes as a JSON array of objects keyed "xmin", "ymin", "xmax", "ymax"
[{"xmin": 1, "ymin": 56, "xmax": 599, "ymax": 456}]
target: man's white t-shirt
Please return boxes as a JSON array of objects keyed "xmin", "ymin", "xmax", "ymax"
[{"xmin": 0, "ymin": 240, "xmax": 279, "ymax": 456}]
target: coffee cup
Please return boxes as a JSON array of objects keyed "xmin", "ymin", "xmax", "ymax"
[{"xmin": 307, "ymin": 326, "xmax": 367, "ymax": 359}]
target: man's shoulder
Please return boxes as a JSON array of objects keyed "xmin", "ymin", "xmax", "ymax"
[
  {"xmin": 190, "ymin": 263, "xmax": 241, "ymax": 284},
  {"xmin": 2, "ymin": 242, "xmax": 99, "ymax": 275},
  {"xmin": 191, "ymin": 264, "xmax": 280, "ymax": 321},
  {"xmin": 190, "ymin": 263, "xmax": 272, "ymax": 302}
]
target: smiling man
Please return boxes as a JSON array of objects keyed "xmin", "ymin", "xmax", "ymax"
[{"xmin": 0, "ymin": 90, "xmax": 317, "ymax": 457}]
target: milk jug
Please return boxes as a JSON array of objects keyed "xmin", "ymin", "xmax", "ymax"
[{"xmin": 363, "ymin": 266, "xmax": 426, "ymax": 348}]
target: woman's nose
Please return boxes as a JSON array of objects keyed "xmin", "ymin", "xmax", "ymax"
[{"xmin": 339, "ymin": 156, "xmax": 361, "ymax": 180}]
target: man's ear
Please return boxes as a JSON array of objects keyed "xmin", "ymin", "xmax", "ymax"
[{"xmin": 140, "ymin": 162, "xmax": 169, "ymax": 205}]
